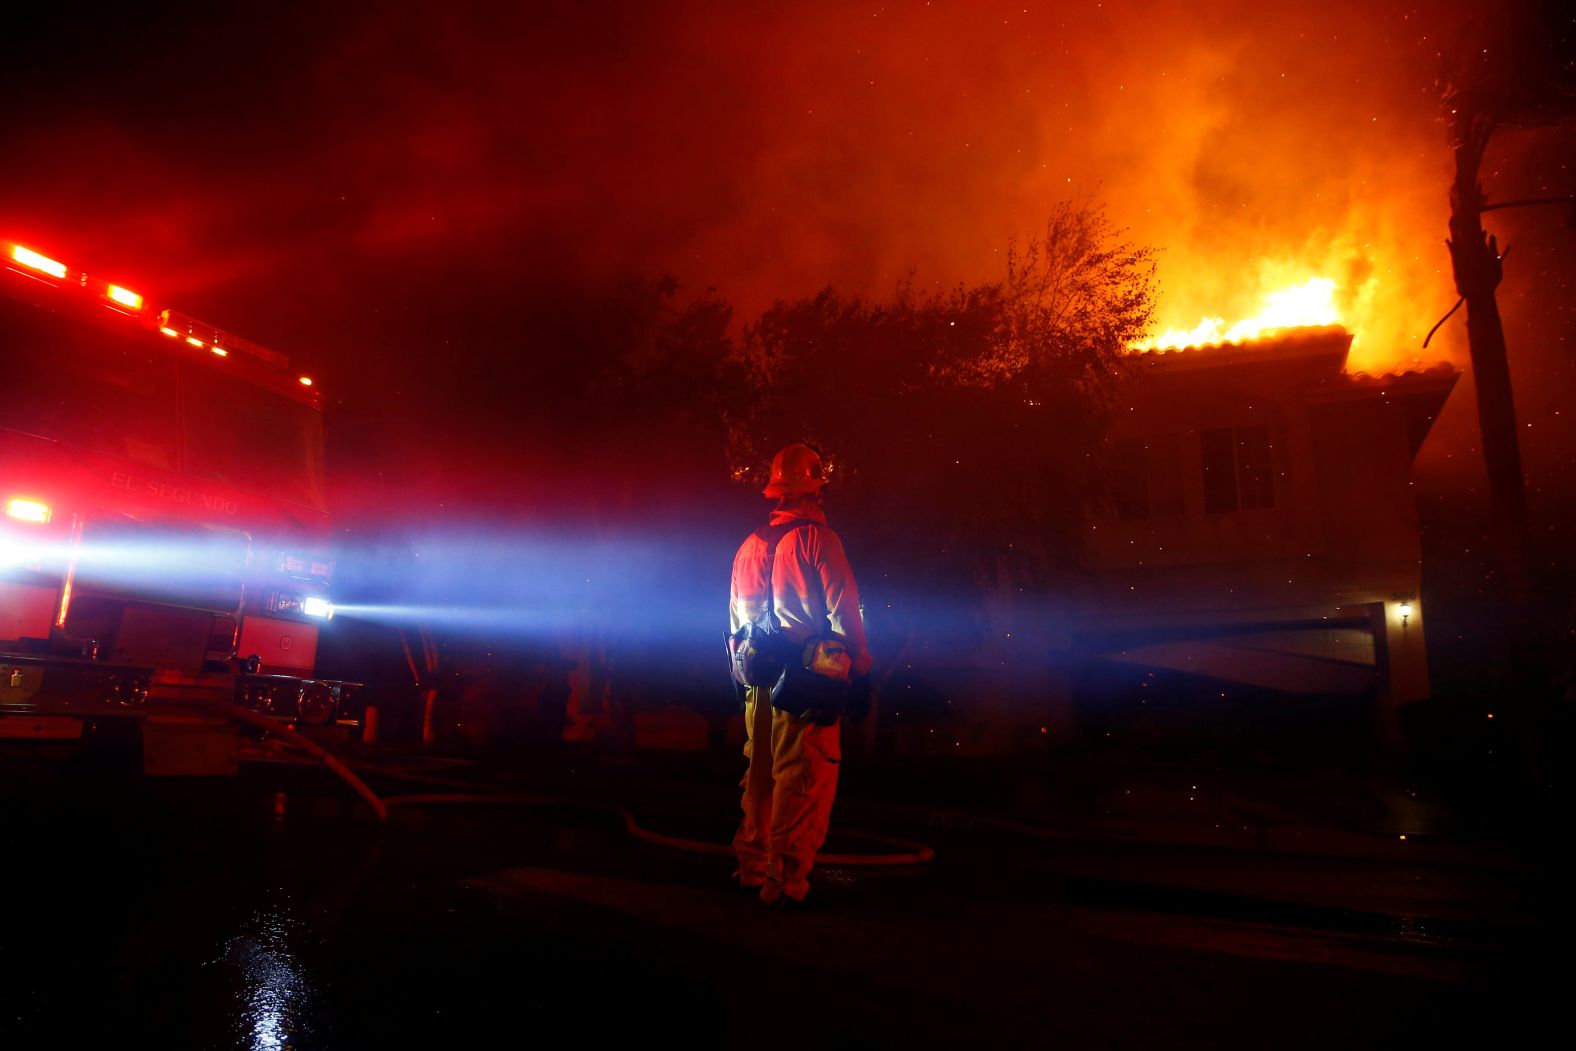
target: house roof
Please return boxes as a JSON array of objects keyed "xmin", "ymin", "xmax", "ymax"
[
  {"xmin": 1128, "ymin": 325, "xmax": 1460, "ymax": 393},
  {"xmin": 1307, "ymin": 360, "xmax": 1460, "ymax": 403}
]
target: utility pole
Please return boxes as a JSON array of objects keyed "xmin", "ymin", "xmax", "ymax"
[{"xmin": 1446, "ymin": 113, "xmax": 1533, "ymax": 604}]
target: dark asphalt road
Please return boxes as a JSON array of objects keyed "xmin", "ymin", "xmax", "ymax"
[{"xmin": 0, "ymin": 751, "xmax": 1559, "ymax": 1049}]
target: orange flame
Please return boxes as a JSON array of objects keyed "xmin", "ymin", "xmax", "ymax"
[{"xmin": 1134, "ymin": 277, "xmax": 1340, "ymax": 351}]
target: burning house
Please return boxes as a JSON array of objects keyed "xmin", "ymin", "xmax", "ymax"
[{"xmin": 1066, "ymin": 325, "xmax": 1458, "ymax": 737}]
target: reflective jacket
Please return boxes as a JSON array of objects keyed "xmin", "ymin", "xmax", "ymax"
[{"xmin": 729, "ymin": 504, "xmax": 872, "ymax": 676}]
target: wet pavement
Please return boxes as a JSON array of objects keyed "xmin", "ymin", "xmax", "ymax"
[{"xmin": 0, "ymin": 746, "xmax": 1562, "ymax": 1049}]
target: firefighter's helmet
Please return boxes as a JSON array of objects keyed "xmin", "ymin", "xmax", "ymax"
[{"xmin": 763, "ymin": 443, "xmax": 827, "ymax": 499}]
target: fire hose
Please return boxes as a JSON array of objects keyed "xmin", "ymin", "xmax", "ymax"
[
  {"xmin": 376, "ymin": 791, "xmax": 934, "ymax": 866},
  {"xmin": 194, "ymin": 700, "xmax": 934, "ymax": 867},
  {"xmin": 178, "ymin": 699, "xmax": 389, "ymax": 820}
]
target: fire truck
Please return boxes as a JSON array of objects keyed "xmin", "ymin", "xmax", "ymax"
[{"xmin": 0, "ymin": 239, "xmax": 357, "ymax": 775}]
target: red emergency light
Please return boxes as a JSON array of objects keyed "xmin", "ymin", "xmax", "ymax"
[
  {"xmin": 106, "ymin": 284, "xmax": 143, "ymax": 310},
  {"xmin": 5, "ymin": 497, "xmax": 52, "ymax": 524},
  {"xmin": 9, "ymin": 244, "xmax": 67, "ymax": 279},
  {"xmin": 5, "ymin": 237, "xmax": 324, "ymax": 398}
]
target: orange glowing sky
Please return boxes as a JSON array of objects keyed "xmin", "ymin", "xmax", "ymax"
[
  {"xmin": 614, "ymin": 1, "xmax": 1468, "ymax": 373},
  {"xmin": 0, "ymin": 0, "xmax": 1562, "ymax": 383}
]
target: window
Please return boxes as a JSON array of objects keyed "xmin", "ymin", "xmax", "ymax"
[
  {"xmin": 1111, "ymin": 434, "xmax": 1185, "ymax": 519},
  {"xmin": 1201, "ymin": 425, "xmax": 1275, "ymax": 513},
  {"xmin": 0, "ymin": 295, "xmax": 180, "ymax": 468},
  {"xmin": 0, "ymin": 295, "xmax": 326, "ymax": 511},
  {"xmin": 182, "ymin": 361, "xmax": 328, "ymax": 511}
]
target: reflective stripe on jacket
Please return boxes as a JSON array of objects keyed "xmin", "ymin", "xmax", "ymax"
[{"xmin": 729, "ymin": 505, "xmax": 872, "ymax": 675}]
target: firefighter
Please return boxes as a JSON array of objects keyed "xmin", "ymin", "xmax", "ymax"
[{"xmin": 730, "ymin": 442, "xmax": 872, "ymax": 908}]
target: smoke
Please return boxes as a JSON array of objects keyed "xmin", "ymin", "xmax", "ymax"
[
  {"xmin": 283, "ymin": 0, "xmax": 1477, "ymax": 373},
  {"xmin": 294, "ymin": 0, "xmax": 1477, "ymax": 377},
  {"xmin": 0, "ymin": 2, "xmax": 1493, "ymax": 369}
]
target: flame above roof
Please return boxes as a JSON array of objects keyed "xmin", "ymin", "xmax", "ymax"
[{"xmin": 1129, "ymin": 324, "xmax": 1353, "ymax": 371}]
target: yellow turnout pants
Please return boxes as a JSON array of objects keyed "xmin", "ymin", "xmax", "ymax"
[{"xmin": 732, "ymin": 686, "xmax": 841, "ymax": 903}]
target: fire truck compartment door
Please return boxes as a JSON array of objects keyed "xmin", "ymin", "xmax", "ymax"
[
  {"xmin": 111, "ymin": 603, "xmax": 216, "ymax": 673},
  {"xmin": 237, "ymin": 616, "xmax": 317, "ymax": 674},
  {"xmin": 1, "ymin": 580, "xmax": 57, "ymax": 642}
]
